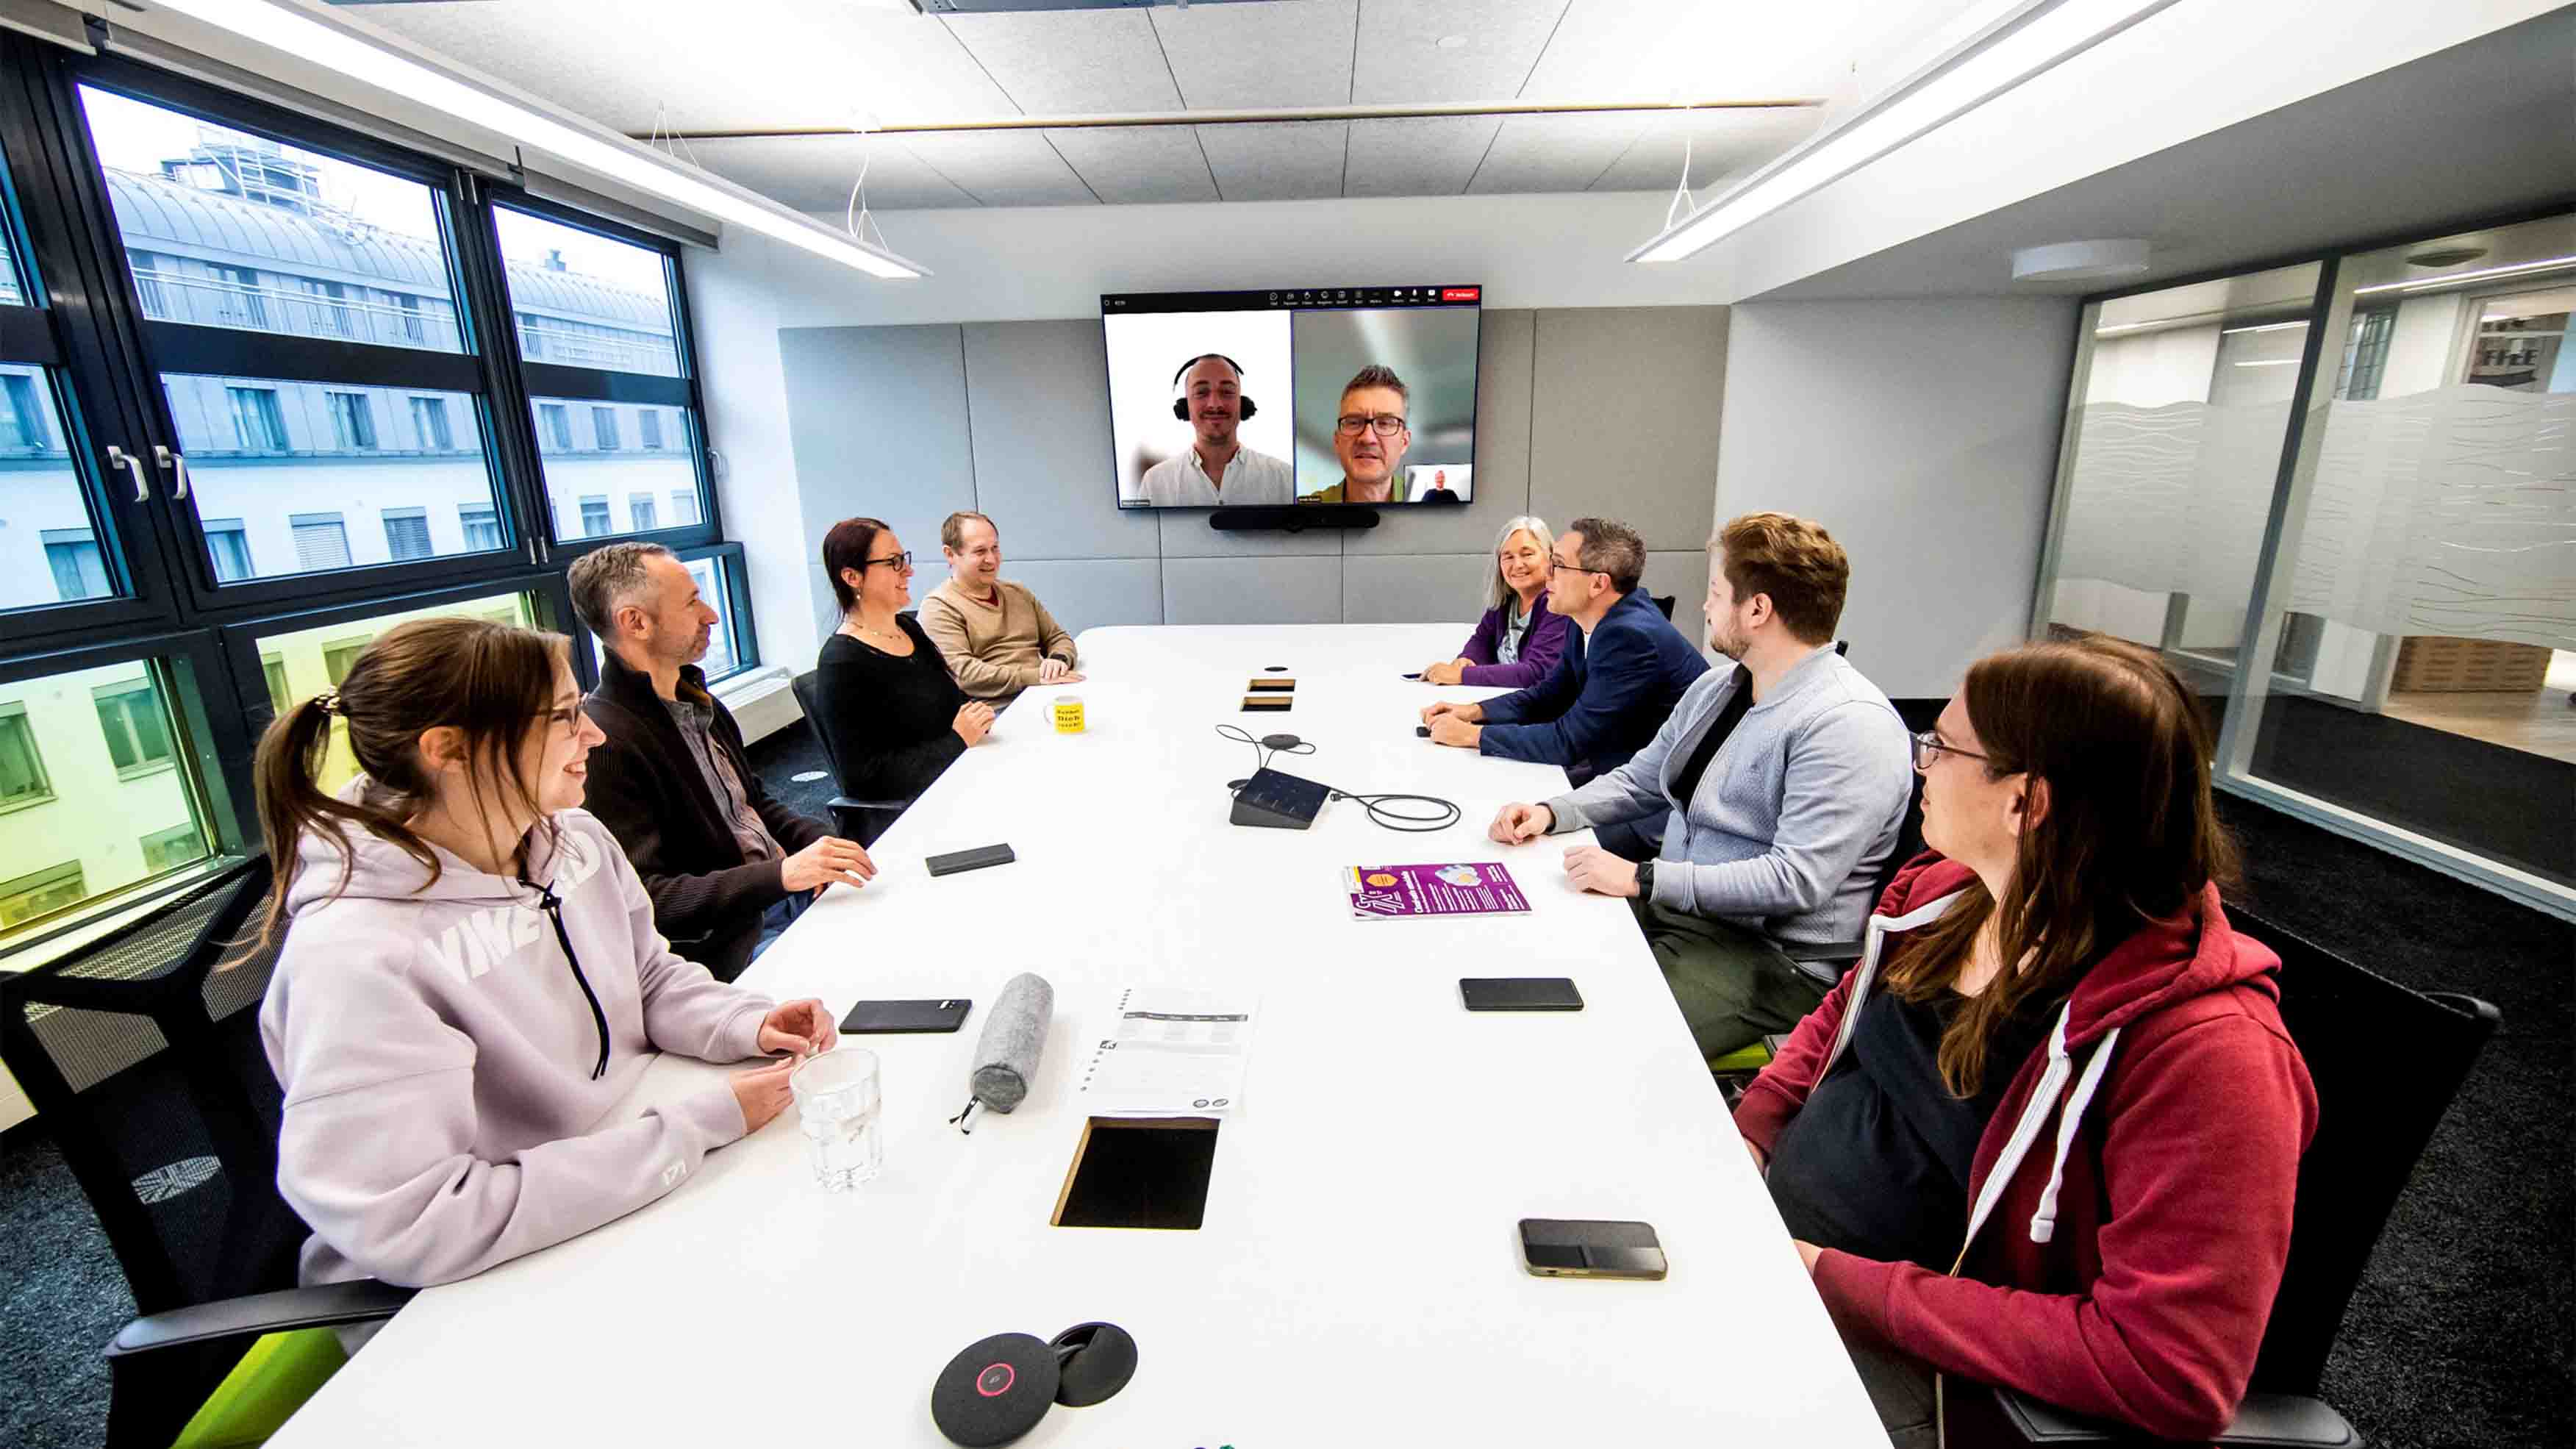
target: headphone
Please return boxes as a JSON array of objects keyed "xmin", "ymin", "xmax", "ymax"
[{"xmin": 1170, "ymin": 354, "xmax": 1257, "ymax": 421}]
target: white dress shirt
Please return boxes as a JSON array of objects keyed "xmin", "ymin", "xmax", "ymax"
[{"xmin": 1137, "ymin": 443, "xmax": 1295, "ymax": 507}]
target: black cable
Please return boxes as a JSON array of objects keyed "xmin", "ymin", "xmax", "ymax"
[{"xmin": 1213, "ymin": 726, "xmax": 1460, "ymax": 832}]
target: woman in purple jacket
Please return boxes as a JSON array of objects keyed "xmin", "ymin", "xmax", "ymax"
[{"xmin": 1418, "ymin": 516, "xmax": 1574, "ymax": 687}]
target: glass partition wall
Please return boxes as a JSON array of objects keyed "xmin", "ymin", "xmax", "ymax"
[{"xmin": 2036, "ymin": 212, "xmax": 2575, "ymax": 917}]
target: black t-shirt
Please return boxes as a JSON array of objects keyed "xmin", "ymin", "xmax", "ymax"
[
  {"xmin": 1671, "ymin": 665, "xmax": 1753, "ymax": 809},
  {"xmin": 813, "ymin": 616, "xmax": 969, "ymax": 801},
  {"xmin": 1762, "ymin": 986, "xmax": 2058, "ymax": 1270}
]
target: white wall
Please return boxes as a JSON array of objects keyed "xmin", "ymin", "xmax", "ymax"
[
  {"xmin": 2085, "ymin": 325, "xmax": 2219, "ymax": 406},
  {"xmin": 1714, "ymin": 297, "xmax": 2080, "ymax": 699}
]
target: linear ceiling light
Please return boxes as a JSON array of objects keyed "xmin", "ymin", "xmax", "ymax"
[
  {"xmin": 2355, "ymin": 254, "xmax": 2576, "ymax": 296},
  {"xmin": 1628, "ymin": 0, "xmax": 2180, "ymax": 265},
  {"xmin": 141, "ymin": 0, "xmax": 926, "ymax": 279}
]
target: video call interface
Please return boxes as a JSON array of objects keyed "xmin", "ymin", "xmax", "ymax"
[{"xmin": 1105, "ymin": 285, "xmax": 1483, "ymax": 509}]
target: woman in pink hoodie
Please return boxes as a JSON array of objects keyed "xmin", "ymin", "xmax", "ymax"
[
  {"xmin": 1735, "ymin": 636, "xmax": 2316, "ymax": 1444},
  {"xmin": 254, "ymin": 617, "xmax": 841, "ymax": 1290}
]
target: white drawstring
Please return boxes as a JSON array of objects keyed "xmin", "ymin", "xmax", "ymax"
[
  {"xmin": 1962, "ymin": 1007, "xmax": 2072, "ymax": 1252},
  {"xmin": 1820, "ymin": 890, "xmax": 1971, "ymax": 1080},
  {"xmin": 2030, "ymin": 1023, "xmax": 2121, "ymax": 1244}
]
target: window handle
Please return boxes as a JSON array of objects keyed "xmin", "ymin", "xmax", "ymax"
[
  {"xmin": 107, "ymin": 444, "xmax": 150, "ymax": 501},
  {"xmin": 154, "ymin": 445, "xmax": 192, "ymax": 500}
]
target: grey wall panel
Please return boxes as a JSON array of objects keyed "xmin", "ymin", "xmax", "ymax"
[
  {"xmin": 1006, "ymin": 557, "xmax": 1165, "ymax": 634},
  {"xmin": 962, "ymin": 320, "xmax": 1159, "ymax": 559},
  {"xmin": 1342, "ymin": 552, "xmax": 1494, "ymax": 626},
  {"xmin": 781, "ymin": 324, "xmax": 978, "ymax": 579},
  {"xmin": 1638, "ymin": 550, "xmax": 1713, "ymax": 645},
  {"xmin": 1163, "ymin": 554, "xmax": 1344, "ymax": 625},
  {"xmin": 1528, "ymin": 306, "xmax": 1728, "ymax": 553},
  {"xmin": 1156, "ymin": 508, "xmax": 1344, "ymax": 557},
  {"xmin": 1349, "ymin": 307, "xmax": 1535, "ymax": 557}
]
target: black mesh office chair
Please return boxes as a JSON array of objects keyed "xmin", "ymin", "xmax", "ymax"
[
  {"xmin": 1650, "ymin": 593, "xmax": 1676, "ymax": 619},
  {"xmin": 789, "ymin": 670, "xmax": 912, "ymax": 847},
  {"xmin": 1948, "ymin": 909, "xmax": 2500, "ymax": 1448},
  {"xmin": 0, "ymin": 859, "xmax": 413, "ymax": 1449}
]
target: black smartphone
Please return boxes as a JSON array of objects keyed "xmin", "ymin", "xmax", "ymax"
[
  {"xmin": 926, "ymin": 843, "xmax": 1015, "ymax": 876},
  {"xmin": 1519, "ymin": 1218, "xmax": 1667, "ymax": 1280},
  {"xmin": 840, "ymin": 998, "xmax": 973, "ymax": 1034},
  {"xmin": 1460, "ymin": 977, "xmax": 1584, "ymax": 1012}
]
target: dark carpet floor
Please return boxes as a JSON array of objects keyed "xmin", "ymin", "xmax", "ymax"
[{"xmin": 1, "ymin": 721, "xmax": 2566, "ymax": 1448}]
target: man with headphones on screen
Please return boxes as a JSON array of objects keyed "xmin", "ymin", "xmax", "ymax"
[{"xmin": 1138, "ymin": 354, "xmax": 1295, "ymax": 507}]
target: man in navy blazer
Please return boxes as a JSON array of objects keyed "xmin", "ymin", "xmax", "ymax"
[{"xmin": 1423, "ymin": 516, "xmax": 1709, "ymax": 852}]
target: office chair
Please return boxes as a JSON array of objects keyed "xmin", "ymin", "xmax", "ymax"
[
  {"xmin": 0, "ymin": 858, "xmax": 415, "ymax": 1449},
  {"xmin": 1650, "ymin": 594, "xmax": 1675, "ymax": 620},
  {"xmin": 789, "ymin": 670, "xmax": 913, "ymax": 847},
  {"xmin": 1945, "ymin": 908, "xmax": 2499, "ymax": 1447}
]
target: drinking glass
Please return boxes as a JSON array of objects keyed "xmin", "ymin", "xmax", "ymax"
[{"xmin": 792, "ymin": 1048, "xmax": 881, "ymax": 1191}]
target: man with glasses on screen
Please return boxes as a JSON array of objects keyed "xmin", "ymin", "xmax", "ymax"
[
  {"xmin": 1301, "ymin": 365, "xmax": 1414, "ymax": 504},
  {"xmin": 1139, "ymin": 354, "xmax": 1293, "ymax": 507}
]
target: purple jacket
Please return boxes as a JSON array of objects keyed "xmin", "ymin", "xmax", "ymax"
[{"xmin": 1456, "ymin": 593, "xmax": 1573, "ymax": 687}]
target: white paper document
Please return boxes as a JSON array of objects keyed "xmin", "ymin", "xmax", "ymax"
[{"xmin": 1077, "ymin": 987, "xmax": 1257, "ymax": 1118}]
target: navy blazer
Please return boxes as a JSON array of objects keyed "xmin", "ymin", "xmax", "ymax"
[{"xmin": 1475, "ymin": 588, "xmax": 1711, "ymax": 776}]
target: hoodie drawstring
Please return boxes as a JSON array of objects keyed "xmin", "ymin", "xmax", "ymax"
[
  {"xmin": 521, "ymin": 874, "xmax": 611, "ymax": 1080},
  {"xmin": 1957, "ymin": 1002, "xmax": 2123, "ymax": 1254},
  {"xmin": 1819, "ymin": 889, "xmax": 1972, "ymax": 1081}
]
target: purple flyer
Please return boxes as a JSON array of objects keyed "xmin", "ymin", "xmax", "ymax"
[{"xmin": 1346, "ymin": 862, "xmax": 1531, "ymax": 920}]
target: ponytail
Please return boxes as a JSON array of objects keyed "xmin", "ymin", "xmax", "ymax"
[{"xmin": 241, "ymin": 617, "xmax": 568, "ymax": 955}]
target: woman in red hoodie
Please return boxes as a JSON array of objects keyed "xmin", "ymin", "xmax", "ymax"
[{"xmin": 1734, "ymin": 635, "xmax": 2316, "ymax": 1444}]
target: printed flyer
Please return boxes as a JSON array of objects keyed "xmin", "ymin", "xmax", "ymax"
[{"xmin": 1345, "ymin": 862, "xmax": 1531, "ymax": 920}]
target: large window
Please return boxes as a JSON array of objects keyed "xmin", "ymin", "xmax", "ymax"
[
  {"xmin": 2036, "ymin": 210, "xmax": 2576, "ymax": 917},
  {"xmin": 1, "ymin": 43, "xmax": 748, "ymax": 954},
  {"xmin": 0, "ymin": 656, "xmax": 221, "ymax": 934},
  {"xmin": 494, "ymin": 205, "xmax": 707, "ymax": 544}
]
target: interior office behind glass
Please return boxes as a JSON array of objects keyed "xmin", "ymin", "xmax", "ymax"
[{"xmin": 2039, "ymin": 210, "xmax": 2575, "ymax": 912}]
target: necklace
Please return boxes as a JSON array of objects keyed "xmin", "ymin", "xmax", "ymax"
[{"xmin": 847, "ymin": 615, "xmax": 904, "ymax": 646}]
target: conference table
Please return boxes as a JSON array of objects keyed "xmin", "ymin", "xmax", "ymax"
[{"xmin": 270, "ymin": 623, "xmax": 1884, "ymax": 1448}]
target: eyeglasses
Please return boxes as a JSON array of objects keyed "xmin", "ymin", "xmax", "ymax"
[
  {"xmin": 1546, "ymin": 559, "xmax": 1607, "ymax": 576},
  {"xmin": 863, "ymin": 551, "xmax": 914, "ymax": 571},
  {"xmin": 1911, "ymin": 729, "xmax": 1990, "ymax": 770},
  {"xmin": 1335, "ymin": 413, "xmax": 1408, "ymax": 437}
]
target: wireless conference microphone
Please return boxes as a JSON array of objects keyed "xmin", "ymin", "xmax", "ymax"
[{"xmin": 950, "ymin": 971, "xmax": 1052, "ymax": 1133}]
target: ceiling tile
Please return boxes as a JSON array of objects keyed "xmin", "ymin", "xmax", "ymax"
[
  {"xmin": 1042, "ymin": 126, "xmax": 1220, "ymax": 205},
  {"xmin": 1145, "ymin": 0, "xmax": 1357, "ymax": 110},
  {"xmin": 1195, "ymin": 121, "xmax": 1350, "ymax": 202},
  {"xmin": 938, "ymin": 10, "xmax": 1181, "ymax": 115},
  {"xmin": 1350, "ymin": 0, "xmax": 1570, "ymax": 106},
  {"xmin": 1584, "ymin": 107, "xmax": 1820, "ymax": 193},
  {"xmin": 895, "ymin": 129, "xmax": 1098, "ymax": 207},
  {"xmin": 683, "ymin": 134, "xmax": 977, "ymax": 213},
  {"xmin": 351, "ymin": 1, "xmax": 1016, "ymax": 132},
  {"xmin": 1517, "ymin": 0, "xmax": 1985, "ymax": 105},
  {"xmin": 1464, "ymin": 112, "xmax": 1647, "ymax": 194},
  {"xmin": 1342, "ymin": 115, "xmax": 1502, "ymax": 198}
]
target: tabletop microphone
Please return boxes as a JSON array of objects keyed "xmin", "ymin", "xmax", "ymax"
[{"xmin": 952, "ymin": 971, "xmax": 1053, "ymax": 1134}]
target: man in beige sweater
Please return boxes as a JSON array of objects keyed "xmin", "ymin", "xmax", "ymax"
[{"xmin": 917, "ymin": 510, "xmax": 1083, "ymax": 709}]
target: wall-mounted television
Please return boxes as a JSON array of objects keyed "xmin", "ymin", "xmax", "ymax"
[{"xmin": 1104, "ymin": 285, "xmax": 1481, "ymax": 509}]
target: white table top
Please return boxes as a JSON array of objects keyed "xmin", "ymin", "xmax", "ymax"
[{"xmin": 272, "ymin": 623, "xmax": 1881, "ymax": 1448}]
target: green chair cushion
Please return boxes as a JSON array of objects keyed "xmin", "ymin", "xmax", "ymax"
[{"xmin": 170, "ymin": 1327, "xmax": 347, "ymax": 1449}]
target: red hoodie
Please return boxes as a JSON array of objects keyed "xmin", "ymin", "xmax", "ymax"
[{"xmin": 1735, "ymin": 854, "xmax": 2317, "ymax": 1441}]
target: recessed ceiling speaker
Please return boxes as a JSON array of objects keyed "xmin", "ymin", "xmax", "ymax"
[
  {"xmin": 2011, "ymin": 239, "xmax": 2152, "ymax": 282},
  {"xmin": 2405, "ymin": 245, "xmax": 2489, "ymax": 268}
]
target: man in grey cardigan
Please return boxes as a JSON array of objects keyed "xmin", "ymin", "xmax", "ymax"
[{"xmin": 1489, "ymin": 512, "xmax": 1914, "ymax": 1061}]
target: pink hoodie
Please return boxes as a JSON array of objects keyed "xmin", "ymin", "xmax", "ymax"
[{"xmin": 261, "ymin": 804, "xmax": 774, "ymax": 1289}]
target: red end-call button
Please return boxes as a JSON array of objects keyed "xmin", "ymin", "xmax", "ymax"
[{"xmin": 1441, "ymin": 287, "xmax": 1481, "ymax": 302}]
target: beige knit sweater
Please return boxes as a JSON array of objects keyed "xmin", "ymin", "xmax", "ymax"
[{"xmin": 917, "ymin": 578, "xmax": 1076, "ymax": 706}]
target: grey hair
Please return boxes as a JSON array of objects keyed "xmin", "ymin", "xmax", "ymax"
[
  {"xmin": 1486, "ymin": 515, "xmax": 1555, "ymax": 613},
  {"xmin": 566, "ymin": 541, "xmax": 678, "ymax": 643}
]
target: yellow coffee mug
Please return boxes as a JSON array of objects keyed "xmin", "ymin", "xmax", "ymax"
[{"xmin": 1052, "ymin": 694, "xmax": 1085, "ymax": 734}]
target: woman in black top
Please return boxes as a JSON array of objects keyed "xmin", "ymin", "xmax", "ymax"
[{"xmin": 812, "ymin": 518, "xmax": 993, "ymax": 800}]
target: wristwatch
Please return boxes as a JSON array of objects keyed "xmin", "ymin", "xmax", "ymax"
[{"xmin": 1634, "ymin": 859, "xmax": 1656, "ymax": 900}]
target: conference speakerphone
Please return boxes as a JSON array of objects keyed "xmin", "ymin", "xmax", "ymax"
[{"xmin": 1228, "ymin": 768, "xmax": 1330, "ymax": 830}]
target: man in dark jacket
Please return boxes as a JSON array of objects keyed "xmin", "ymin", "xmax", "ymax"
[
  {"xmin": 570, "ymin": 543, "xmax": 874, "ymax": 981},
  {"xmin": 1423, "ymin": 516, "xmax": 1709, "ymax": 840}
]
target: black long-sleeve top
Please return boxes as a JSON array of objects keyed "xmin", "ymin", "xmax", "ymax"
[{"xmin": 814, "ymin": 617, "xmax": 969, "ymax": 801}]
